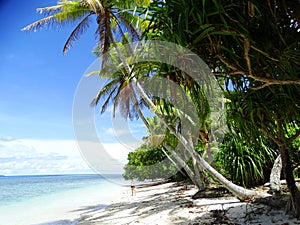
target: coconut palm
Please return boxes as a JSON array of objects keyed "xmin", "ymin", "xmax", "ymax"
[
  {"xmin": 22, "ymin": 0, "xmax": 147, "ymax": 63},
  {"xmin": 93, "ymin": 60, "xmax": 207, "ymax": 190},
  {"xmin": 23, "ymin": 0, "xmax": 151, "ymax": 120}
]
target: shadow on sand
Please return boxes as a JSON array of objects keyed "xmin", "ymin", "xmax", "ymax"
[{"xmin": 75, "ymin": 182, "xmax": 298, "ymax": 225}]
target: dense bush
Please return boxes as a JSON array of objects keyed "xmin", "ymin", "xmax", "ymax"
[
  {"xmin": 215, "ymin": 133, "xmax": 277, "ymax": 187},
  {"xmin": 123, "ymin": 144, "xmax": 187, "ymax": 181}
]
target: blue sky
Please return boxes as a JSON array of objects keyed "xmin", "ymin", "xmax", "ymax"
[
  {"xmin": 0, "ymin": 0, "xmax": 146, "ymax": 175},
  {"xmin": 0, "ymin": 0, "xmax": 96, "ymax": 140}
]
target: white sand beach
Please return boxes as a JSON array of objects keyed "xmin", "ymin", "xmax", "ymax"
[{"xmin": 76, "ymin": 181, "xmax": 300, "ymax": 225}]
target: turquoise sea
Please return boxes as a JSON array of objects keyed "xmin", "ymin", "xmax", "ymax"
[{"xmin": 0, "ymin": 174, "xmax": 127, "ymax": 225}]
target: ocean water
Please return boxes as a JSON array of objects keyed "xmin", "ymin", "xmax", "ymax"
[{"xmin": 0, "ymin": 174, "xmax": 127, "ymax": 225}]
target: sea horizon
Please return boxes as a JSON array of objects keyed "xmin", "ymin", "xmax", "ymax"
[{"xmin": 0, "ymin": 172, "xmax": 122, "ymax": 177}]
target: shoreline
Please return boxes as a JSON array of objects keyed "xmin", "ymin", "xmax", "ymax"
[
  {"xmin": 34, "ymin": 185, "xmax": 128, "ymax": 225},
  {"xmin": 73, "ymin": 181, "xmax": 300, "ymax": 225},
  {"xmin": 35, "ymin": 180, "xmax": 168, "ymax": 225},
  {"xmin": 0, "ymin": 175, "xmax": 126, "ymax": 225}
]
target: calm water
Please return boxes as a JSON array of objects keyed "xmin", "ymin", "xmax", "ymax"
[{"xmin": 0, "ymin": 174, "xmax": 127, "ymax": 225}]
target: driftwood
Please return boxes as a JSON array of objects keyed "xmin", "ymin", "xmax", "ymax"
[{"xmin": 264, "ymin": 178, "xmax": 300, "ymax": 187}]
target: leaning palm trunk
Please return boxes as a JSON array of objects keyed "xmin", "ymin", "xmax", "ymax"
[
  {"xmin": 130, "ymin": 87, "xmax": 206, "ymax": 190},
  {"xmin": 163, "ymin": 144, "xmax": 205, "ymax": 190},
  {"xmin": 109, "ymin": 39, "xmax": 263, "ymax": 200},
  {"xmin": 192, "ymin": 157, "xmax": 206, "ymax": 189}
]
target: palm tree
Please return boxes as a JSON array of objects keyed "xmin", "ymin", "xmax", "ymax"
[
  {"xmin": 22, "ymin": 0, "xmax": 146, "ymax": 63},
  {"xmin": 93, "ymin": 61, "xmax": 207, "ymax": 190},
  {"xmin": 22, "ymin": 0, "xmax": 150, "ymax": 129}
]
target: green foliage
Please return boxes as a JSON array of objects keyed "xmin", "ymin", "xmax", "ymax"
[
  {"xmin": 145, "ymin": 0, "xmax": 300, "ymax": 147},
  {"xmin": 123, "ymin": 144, "xmax": 186, "ymax": 181},
  {"xmin": 215, "ymin": 132, "xmax": 277, "ymax": 187},
  {"xmin": 142, "ymin": 0, "xmax": 300, "ymax": 192},
  {"xmin": 225, "ymin": 86, "xmax": 300, "ymax": 143},
  {"xmin": 146, "ymin": 0, "xmax": 300, "ymax": 85}
]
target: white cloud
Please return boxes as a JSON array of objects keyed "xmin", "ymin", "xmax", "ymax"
[
  {"xmin": 105, "ymin": 127, "xmax": 131, "ymax": 136},
  {"xmin": 0, "ymin": 136, "xmax": 15, "ymax": 142},
  {"xmin": 102, "ymin": 143, "xmax": 132, "ymax": 160},
  {"xmin": 0, "ymin": 139, "xmax": 97, "ymax": 175},
  {"xmin": 0, "ymin": 138, "xmax": 139, "ymax": 175},
  {"xmin": 75, "ymin": 140, "xmax": 138, "ymax": 174}
]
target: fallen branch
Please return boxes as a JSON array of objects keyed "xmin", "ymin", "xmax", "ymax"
[{"xmin": 264, "ymin": 178, "xmax": 300, "ymax": 187}]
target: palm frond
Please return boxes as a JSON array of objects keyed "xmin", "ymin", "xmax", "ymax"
[
  {"xmin": 22, "ymin": 2, "xmax": 91, "ymax": 32},
  {"xmin": 63, "ymin": 12, "xmax": 93, "ymax": 54},
  {"xmin": 91, "ymin": 78, "xmax": 119, "ymax": 108},
  {"xmin": 36, "ymin": 5, "xmax": 63, "ymax": 15},
  {"xmin": 117, "ymin": 11, "xmax": 141, "ymax": 40},
  {"xmin": 22, "ymin": 14, "xmax": 59, "ymax": 31},
  {"xmin": 100, "ymin": 85, "xmax": 118, "ymax": 114},
  {"xmin": 113, "ymin": 81, "xmax": 130, "ymax": 118},
  {"xmin": 110, "ymin": 15, "xmax": 137, "ymax": 56},
  {"xmin": 82, "ymin": 0, "xmax": 104, "ymax": 14},
  {"xmin": 37, "ymin": 1, "xmax": 86, "ymax": 16}
]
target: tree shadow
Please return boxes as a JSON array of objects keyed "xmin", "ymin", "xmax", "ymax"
[
  {"xmin": 81, "ymin": 182, "xmax": 185, "ymax": 224},
  {"xmin": 179, "ymin": 194, "xmax": 298, "ymax": 225},
  {"xmin": 76, "ymin": 183, "xmax": 299, "ymax": 225},
  {"xmin": 69, "ymin": 204, "xmax": 108, "ymax": 214}
]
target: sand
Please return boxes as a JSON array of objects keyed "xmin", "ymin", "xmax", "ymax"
[{"xmin": 75, "ymin": 181, "xmax": 300, "ymax": 225}]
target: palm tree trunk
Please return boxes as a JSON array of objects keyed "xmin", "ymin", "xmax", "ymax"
[
  {"xmin": 130, "ymin": 85, "xmax": 205, "ymax": 190},
  {"xmin": 206, "ymin": 142, "xmax": 216, "ymax": 169},
  {"xmin": 192, "ymin": 157, "xmax": 206, "ymax": 189},
  {"xmin": 163, "ymin": 145, "xmax": 205, "ymax": 190}
]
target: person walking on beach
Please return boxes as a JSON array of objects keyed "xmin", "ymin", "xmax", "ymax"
[{"xmin": 131, "ymin": 178, "xmax": 136, "ymax": 196}]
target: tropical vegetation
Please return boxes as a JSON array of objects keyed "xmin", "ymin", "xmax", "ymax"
[
  {"xmin": 23, "ymin": 0, "xmax": 300, "ymax": 218},
  {"xmin": 123, "ymin": 143, "xmax": 187, "ymax": 181}
]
